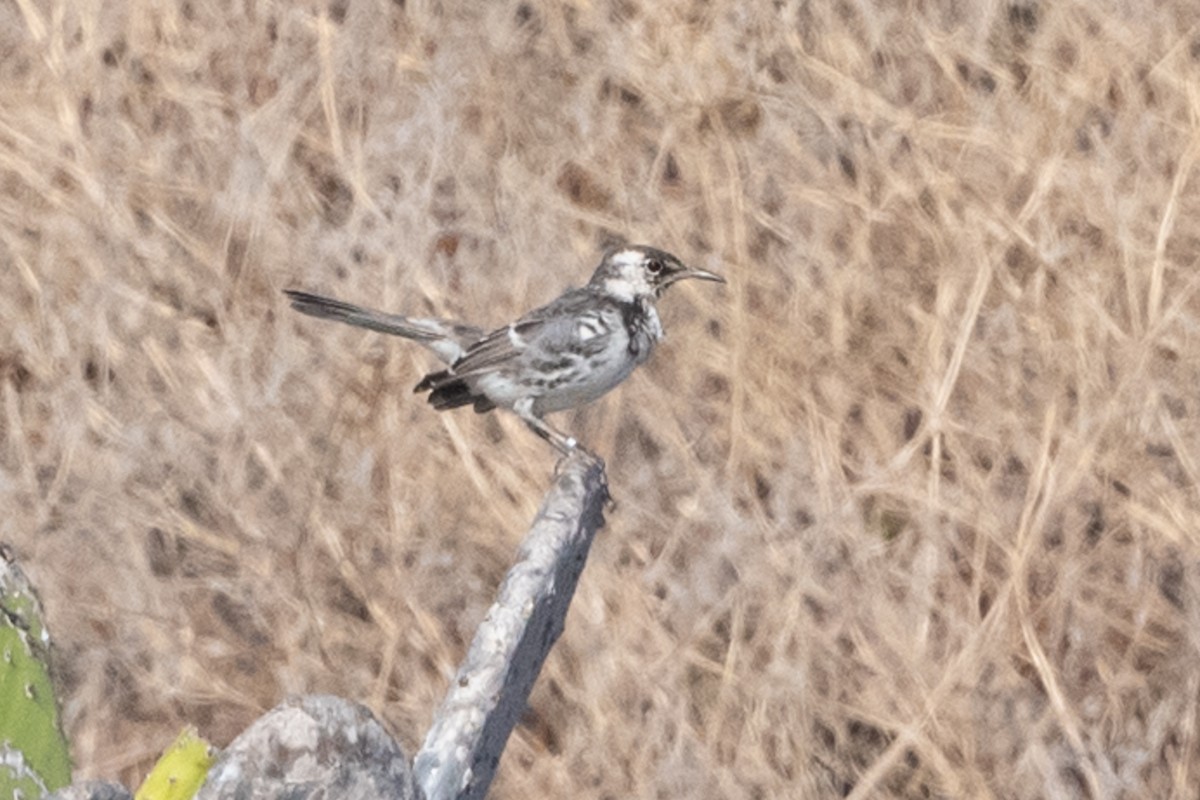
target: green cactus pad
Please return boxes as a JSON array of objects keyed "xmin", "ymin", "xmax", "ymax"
[
  {"xmin": 134, "ymin": 727, "xmax": 215, "ymax": 800},
  {"xmin": 0, "ymin": 545, "xmax": 71, "ymax": 796}
]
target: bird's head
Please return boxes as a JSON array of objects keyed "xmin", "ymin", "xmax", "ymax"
[{"xmin": 589, "ymin": 245, "xmax": 725, "ymax": 302}]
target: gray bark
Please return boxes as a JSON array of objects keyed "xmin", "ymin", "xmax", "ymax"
[{"xmin": 413, "ymin": 452, "xmax": 610, "ymax": 800}]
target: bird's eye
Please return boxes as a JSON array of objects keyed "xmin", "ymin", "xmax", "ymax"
[{"xmin": 646, "ymin": 259, "xmax": 664, "ymax": 274}]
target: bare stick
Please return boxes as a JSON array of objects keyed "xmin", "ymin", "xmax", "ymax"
[{"xmin": 413, "ymin": 451, "xmax": 610, "ymax": 800}]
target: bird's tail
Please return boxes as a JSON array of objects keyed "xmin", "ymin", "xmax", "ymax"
[{"xmin": 283, "ymin": 290, "xmax": 483, "ymax": 365}]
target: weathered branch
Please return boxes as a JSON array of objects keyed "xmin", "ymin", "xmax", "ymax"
[{"xmin": 413, "ymin": 451, "xmax": 610, "ymax": 800}]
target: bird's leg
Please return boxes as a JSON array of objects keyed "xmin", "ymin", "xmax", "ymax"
[
  {"xmin": 516, "ymin": 408, "xmax": 577, "ymax": 454},
  {"xmin": 516, "ymin": 409, "xmax": 611, "ymax": 505},
  {"xmin": 512, "ymin": 401, "xmax": 602, "ymax": 465}
]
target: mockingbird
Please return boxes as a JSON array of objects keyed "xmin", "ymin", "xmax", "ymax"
[{"xmin": 285, "ymin": 245, "xmax": 724, "ymax": 456}]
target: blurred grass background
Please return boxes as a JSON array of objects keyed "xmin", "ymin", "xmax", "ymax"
[{"xmin": 3, "ymin": 0, "xmax": 1200, "ymax": 797}]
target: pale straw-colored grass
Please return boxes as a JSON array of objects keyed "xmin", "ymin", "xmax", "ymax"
[{"xmin": 2, "ymin": 0, "xmax": 1199, "ymax": 797}]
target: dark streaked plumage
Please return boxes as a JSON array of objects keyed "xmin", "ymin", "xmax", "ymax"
[{"xmin": 285, "ymin": 245, "xmax": 724, "ymax": 455}]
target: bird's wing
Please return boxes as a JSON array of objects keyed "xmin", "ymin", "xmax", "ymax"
[
  {"xmin": 446, "ymin": 319, "xmax": 545, "ymax": 376},
  {"xmin": 444, "ymin": 287, "xmax": 601, "ymax": 377}
]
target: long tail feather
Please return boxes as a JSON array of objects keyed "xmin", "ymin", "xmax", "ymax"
[{"xmin": 284, "ymin": 289, "xmax": 483, "ymax": 364}]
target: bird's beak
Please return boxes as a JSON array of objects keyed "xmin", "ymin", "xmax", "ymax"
[{"xmin": 666, "ymin": 266, "xmax": 726, "ymax": 286}]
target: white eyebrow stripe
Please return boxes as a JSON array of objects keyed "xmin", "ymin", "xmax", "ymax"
[{"xmin": 611, "ymin": 249, "xmax": 642, "ymax": 266}]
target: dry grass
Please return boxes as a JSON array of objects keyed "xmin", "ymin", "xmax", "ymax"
[{"xmin": 3, "ymin": 0, "xmax": 1200, "ymax": 797}]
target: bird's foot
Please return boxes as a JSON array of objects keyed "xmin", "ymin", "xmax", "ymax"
[
  {"xmin": 553, "ymin": 443, "xmax": 614, "ymax": 509},
  {"xmin": 554, "ymin": 441, "xmax": 601, "ymax": 471}
]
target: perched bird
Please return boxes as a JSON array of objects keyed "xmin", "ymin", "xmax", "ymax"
[{"xmin": 285, "ymin": 245, "xmax": 724, "ymax": 456}]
